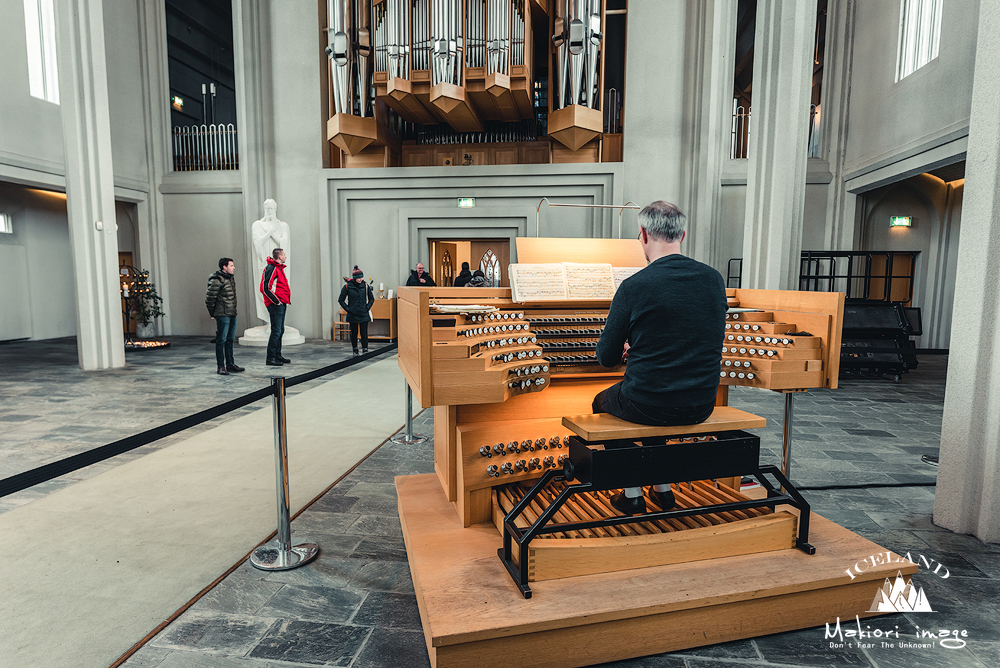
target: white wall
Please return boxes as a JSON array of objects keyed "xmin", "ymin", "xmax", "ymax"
[
  {"xmin": 161, "ymin": 182, "xmax": 251, "ymax": 336},
  {"xmin": 0, "ymin": 0, "xmax": 65, "ymax": 173},
  {"xmin": 843, "ymin": 0, "xmax": 978, "ymax": 176},
  {"xmin": 0, "ymin": 183, "xmax": 76, "ymax": 340}
]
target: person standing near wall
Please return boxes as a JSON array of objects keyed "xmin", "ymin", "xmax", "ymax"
[
  {"xmin": 338, "ymin": 265, "xmax": 376, "ymax": 356},
  {"xmin": 261, "ymin": 248, "xmax": 291, "ymax": 366},
  {"xmin": 453, "ymin": 262, "xmax": 473, "ymax": 287},
  {"xmin": 206, "ymin": 258, "xmax": 244, "ymax": 376}
]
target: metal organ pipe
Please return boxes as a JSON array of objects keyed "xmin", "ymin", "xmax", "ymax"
[{"xmin": 552, "ymin": 0, "xmax": 602, "ymax": 110}]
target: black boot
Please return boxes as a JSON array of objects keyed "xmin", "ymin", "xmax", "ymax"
[
  {"xmin": 278, "ymin": 356, "xmax": 291, "ymax": 363},
  {"xmin": 227, "ymin": 364, "xmax": 245, "ymax": 373},
  {"xmin": 353, "ymin": 349, "xmax": 360, "ymax": 357},
  {"xmin": 266, "ymin": 359, "xmax": 283, "ymax": 366},
  {"xmin": 610, "ymin": 491, "xmax": 646, "ymax": 515},
  {"xmin": 217, "ymin": 366, "xmax": 229, "ymax": 375}
]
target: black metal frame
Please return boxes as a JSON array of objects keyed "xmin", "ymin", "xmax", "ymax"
[{"xmin": 497, "ymin": 431, "xmax": 815, "ymax": 598}]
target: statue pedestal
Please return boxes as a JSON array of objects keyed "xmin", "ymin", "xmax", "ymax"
[{"xmin": 238, "ymin": 324, "xmax": 306, "ymax": 347}]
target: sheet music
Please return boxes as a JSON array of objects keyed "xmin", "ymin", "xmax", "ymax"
[
  {"xmin": 564, "ymin": 263, "xmax": 615, "ymax": 300},
  {"xmin": 509, "ymin": 264, "xmax": 568, "ymax": 302},
  {"xmin": 612, "ymin": 266, "xmax": 644, "ymax": 291}
]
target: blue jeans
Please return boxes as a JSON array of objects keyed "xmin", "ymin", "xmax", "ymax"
[
  {"xmin": 266, "ymin": 303, "xmax": 286, "ymax": 361},
  {"xmin": 215, "ymin": 316, "xmax": 236, "ymax": 368}
]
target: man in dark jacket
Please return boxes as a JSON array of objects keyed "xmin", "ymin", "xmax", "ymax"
[
  {"xmin": 453, "ymin": 262, "xmax": 473, "ymax": 287},
  {"xmin": 260, "ymin": 248, "xmax": 291, "ymax": 366},
  {"xmin": 405, "ymin": 262, "xmax": 436, "ymax": 286},
  {"xmin": 206, "ymin": 257, "xmax": 244, "ymax": 375},
  {"xmin": 338, "ymin": 265, "xmax": 376, "ymax": 356},
  {"xmin": 592, "ymin": 201, "xmax": 727, "ymax": 515}
]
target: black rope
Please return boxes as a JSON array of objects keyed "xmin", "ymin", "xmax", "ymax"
[{"xmin": 0, "ymin": 343, "xmax": 399, "ymax": 499}]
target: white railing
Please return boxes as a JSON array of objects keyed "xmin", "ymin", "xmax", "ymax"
[
  {"xmin": 729, "ymin": 103, "xmax": 821, "ymax": 159},
  {"xmin": 171, "ymin": 123, "xmax": 239, "ymax": 171}
]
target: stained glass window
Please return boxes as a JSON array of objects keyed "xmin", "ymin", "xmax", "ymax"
[{"xmin": 480, "ymin": 249, "xmax": 501, "ymax": 287}]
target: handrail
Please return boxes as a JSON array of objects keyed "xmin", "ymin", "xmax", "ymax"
[
  {"xmin": 535, "ymin": 199, "xmax": 642, "ymax": 238},
  {"xmin": 0, "ymin": 343, "xmax": 398, "ymax": 499}
]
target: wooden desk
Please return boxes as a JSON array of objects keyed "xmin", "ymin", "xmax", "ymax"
[{"xmin": 338, "ymin": 297, "xmax": 397, "ymax": 341}]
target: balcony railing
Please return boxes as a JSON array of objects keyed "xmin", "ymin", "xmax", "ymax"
[
  {"xmin": 729, "ymin": 103, "xmax": 820, "ymax": 159},
  {"xmin": 172, "ymin": 123, "xmax": 239, "ymax": 171}
]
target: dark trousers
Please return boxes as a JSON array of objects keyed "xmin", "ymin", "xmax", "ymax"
[
  {"xmin": 350, "ymin": 321, "xmax": 369, "ymax": 352},
  {"xmin": 592, "ymin": 382, "xmax": 715, "ymax": 433},
  {"xmin": 214, "ymin": 316, "xmax": 236, "ymax": 368},
  {"xmin": 266, "ymin": 303, "xmax": 286, "ymax": 361}
]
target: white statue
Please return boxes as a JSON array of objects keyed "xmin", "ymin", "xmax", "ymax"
[
  {"xmin": 239, "ymin": 199, "xmax": 305, "ymax": 347},
  {"xmin": 251, "ymin": 199, "xmax": 290, "ymax": 324}
]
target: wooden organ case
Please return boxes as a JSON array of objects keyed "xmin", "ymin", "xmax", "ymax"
[{"xmin": 394, "ymin": 239, "xmax": 916, "ymax": 668}]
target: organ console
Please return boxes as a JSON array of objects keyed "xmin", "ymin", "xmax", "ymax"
[
  {"xmin": 391, "ymin": 240, "xmax": 918, "ymax": 666},
  {"xmin": 397, "ymin": 238, "xmax": 846, "ymax": 527}
]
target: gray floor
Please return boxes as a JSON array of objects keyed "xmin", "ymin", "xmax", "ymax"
[
  {"xmin": 0, "ymin": 335, "xmax": 387, "ymax": 513},
  {"xmin": 3, "ymin": 341, "xmax": 998, "ymax": 667}
]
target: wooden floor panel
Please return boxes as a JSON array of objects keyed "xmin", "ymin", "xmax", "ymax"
[{"xmin": 397, "ymin": 474, "xmax": 919, "ymax": 668}]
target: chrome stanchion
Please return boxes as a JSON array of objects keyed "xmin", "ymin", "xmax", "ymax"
[
  {"xmin": 390, "ymin": 380, "xmax": 427, "ymax": 444},
  {"xmin": 251, "ymin": 377, "xmax": 319, "ymax": 571}
]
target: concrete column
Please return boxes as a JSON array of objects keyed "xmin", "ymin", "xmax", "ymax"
[
  {"xmin": 54, "ymin": 0, "xmax": 125, "ymax": 369},
  {"xmin": 233, "ymin": 0, "xmax": 275, "ymax": 274},
  {"xmin": 933, "ymin": 0, "xmax": 1000, "ymax": 544},
  {"xmin": 741, "ymin": 0, "xmax": 816, "ymax": 289},
  {"xmin": 622, "ymin": 1, "xmax": 735, "ymax": 267}
]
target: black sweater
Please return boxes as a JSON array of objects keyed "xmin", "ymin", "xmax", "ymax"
[{"xmin": 596, "ymin": 254, "xmax": 727, "ymax": 407}]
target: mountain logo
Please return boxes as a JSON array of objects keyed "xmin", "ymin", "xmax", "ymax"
[{"xmin": 867, "ymin": 571, "xmax": 934, "ymax": 613}]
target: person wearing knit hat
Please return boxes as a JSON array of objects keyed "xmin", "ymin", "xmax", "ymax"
[{"xmin": 338, "ymin": 265, "xmax": 376, "ymax": 356}]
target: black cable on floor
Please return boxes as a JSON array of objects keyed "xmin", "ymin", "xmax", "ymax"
[{"xmin": 798, "ymin": 481, "xmax": 936, "ymax": 491}]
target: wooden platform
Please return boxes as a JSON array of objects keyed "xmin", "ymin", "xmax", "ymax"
[{"xmin": 397, "ymin": 474, "xmax": 918, "ymax": 668}]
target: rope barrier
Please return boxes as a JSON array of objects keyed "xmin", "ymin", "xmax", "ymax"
[{"xmin": 0, "ymin": 343, "xmax": 399, "ymax": 499}]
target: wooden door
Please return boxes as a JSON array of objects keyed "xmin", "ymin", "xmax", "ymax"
[
  {"xmin": 470, "ymin": 240, "xmax": 511, "ymax": 287},
  {"xmin": 433, "ymin": 242, "xmax": 459, "ymax": 286}
]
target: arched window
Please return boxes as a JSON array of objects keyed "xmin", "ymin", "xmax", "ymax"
[{"xmin": 479, "ymin": 249, "xmax": 501, "ymax": 287}]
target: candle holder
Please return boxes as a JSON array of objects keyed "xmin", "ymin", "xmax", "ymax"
[{"xmin": 379, "ymin": 288, "xmax": 386, "ymax": 299}]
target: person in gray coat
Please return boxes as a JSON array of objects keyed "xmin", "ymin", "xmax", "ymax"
[
  {"xmin": 206, "ymin": 257, "xmax": 244, "ymax": 375},
  {"xmin": 338, "ymin": 265, "xmax": 376, "ymax": 356}
]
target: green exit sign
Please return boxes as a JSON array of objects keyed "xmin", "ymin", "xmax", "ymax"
[
  {"xmin": 890, "ymin": 216, "xmax": 912, "ymax": 227},
  {"xmin": 457, "ymin": 198, "xmax": 476, "ymax": 208}
]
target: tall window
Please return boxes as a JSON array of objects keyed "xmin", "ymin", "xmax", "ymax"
[
  {"xmin": 23, "ymin": 0, "xmax": 59, "ymax": 104},
  {"xmin": 0, "ymin": 214, "xmax": 13, "ymax": 234},
  {"xmin": 896, "ymin": 0, "xmax": 943, "ymax": 82},
  {"xmin": 480, "ymin": 249, "xmax": 501, "ymax": 288}
]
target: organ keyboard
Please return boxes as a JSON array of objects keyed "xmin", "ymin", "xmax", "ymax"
[{"xmin": 397, "ymin": 283, "xmax": 844, "ymax": 527}]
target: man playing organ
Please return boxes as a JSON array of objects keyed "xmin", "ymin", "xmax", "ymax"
[{"xmin": 592, "ymin": 200, "xmax": 728, "ymax": 515}]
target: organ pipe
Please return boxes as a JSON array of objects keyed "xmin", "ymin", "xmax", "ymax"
[
  {"xmin": 551, "ymin": 0, "xmax": 603, "ymax": 111},
  {"xmin": 326, "ymin": 0, "xmax": 373, "ymax": 117}
]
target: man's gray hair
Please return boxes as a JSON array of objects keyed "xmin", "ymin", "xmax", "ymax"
[{"xmin": 638, "ymin": 201, "xmax": 687, "ymax": 242}]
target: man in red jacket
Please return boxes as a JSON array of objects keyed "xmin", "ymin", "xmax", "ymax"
[{"xmin": 260, "ymin": 248, "xmax": 291, "ymax": 366}]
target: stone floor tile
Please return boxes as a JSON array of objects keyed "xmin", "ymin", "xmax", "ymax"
[
  {"xmin": 261, "ymin": 556, "xmax": 366, "ymax": 590},
  {"xmin": 673, "ymin": 638, "xmax": 760, "ymax": 661},
  {"xmin": 961, "ymin": 552, "xmax": 1000, "ymax": 578},
  {"xmin": 190, "ymin": 577, "xmax": 285, "ymax": 616},
  {"xmin": 967, "ymin": 640, "xmax": 1000, "ymax": 667},
  {"xmin": 254, "ymin": 584, "xmax": 365, "ymax": 624},
  {"xmin": 119, "ymin": 645, "xmax": 172, "ymax": 667},
  {"xmin": 347, "ymin": 560, "xmax": 415, "ymax": 593},
  {"xmin": 590, "ymin": 655, "xmax": 687, "ymax": 667},
  {"xmin": 349, "ymin": 536, "xmax": 408, "ymax": 562},
  {"xmin": 754, "ymin": 627, "xmax": 874, "ymax": 667},
  {"xmin": 346, "ymin": 482, "xmax": 398, "ymax": 498},
  {"xmin": 350, "ymin": 628, "xmax": 429, "ymax": 668},
  {"xmin": 307, "ymin": 494, "xmax": 359, "ymax": 514},
  {"xmin": 149, "ymin": 611, "xmax": 277, "ymax": 655},
  {"xmin": 345, "ymin": 514, "xmax": 403, "ymax": 537},
  {"xmin": 248, "ymin": 620, "xmax": 370, "ymax": 666},
  {"xmin": 348, "ymin": 494, "xmax": 402, "ymax": 516},
  {"xmin": 351, "ymin": 591, "xmax": 422, "ymax": 630},
  {"xmin": 290, "ymin": 512, "xmax": 359, "ymax": 534}
]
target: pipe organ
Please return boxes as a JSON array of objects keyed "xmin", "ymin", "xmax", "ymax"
[
  {"xmin": 324, "ymin": 0, "xmax": 621, "ymax": 166},
  {"xmin": 387, "ymin": 243, "xmax": 921, "ymax": 666}
]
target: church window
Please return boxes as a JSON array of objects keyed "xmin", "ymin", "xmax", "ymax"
[
  {"xmin": 23, "ymin": 0, "xmax": 59, "ymax": 104},
  {"xmin": 0, "ymin": 214, "xmax": 13, "ymax": 234},
  {"xmin": 480, "ymin": 249, "xmax": 501, "ymax": 288},
  {"xmin": 896, "ymin": 0, "xmax": 943, "ymax": 82}
]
